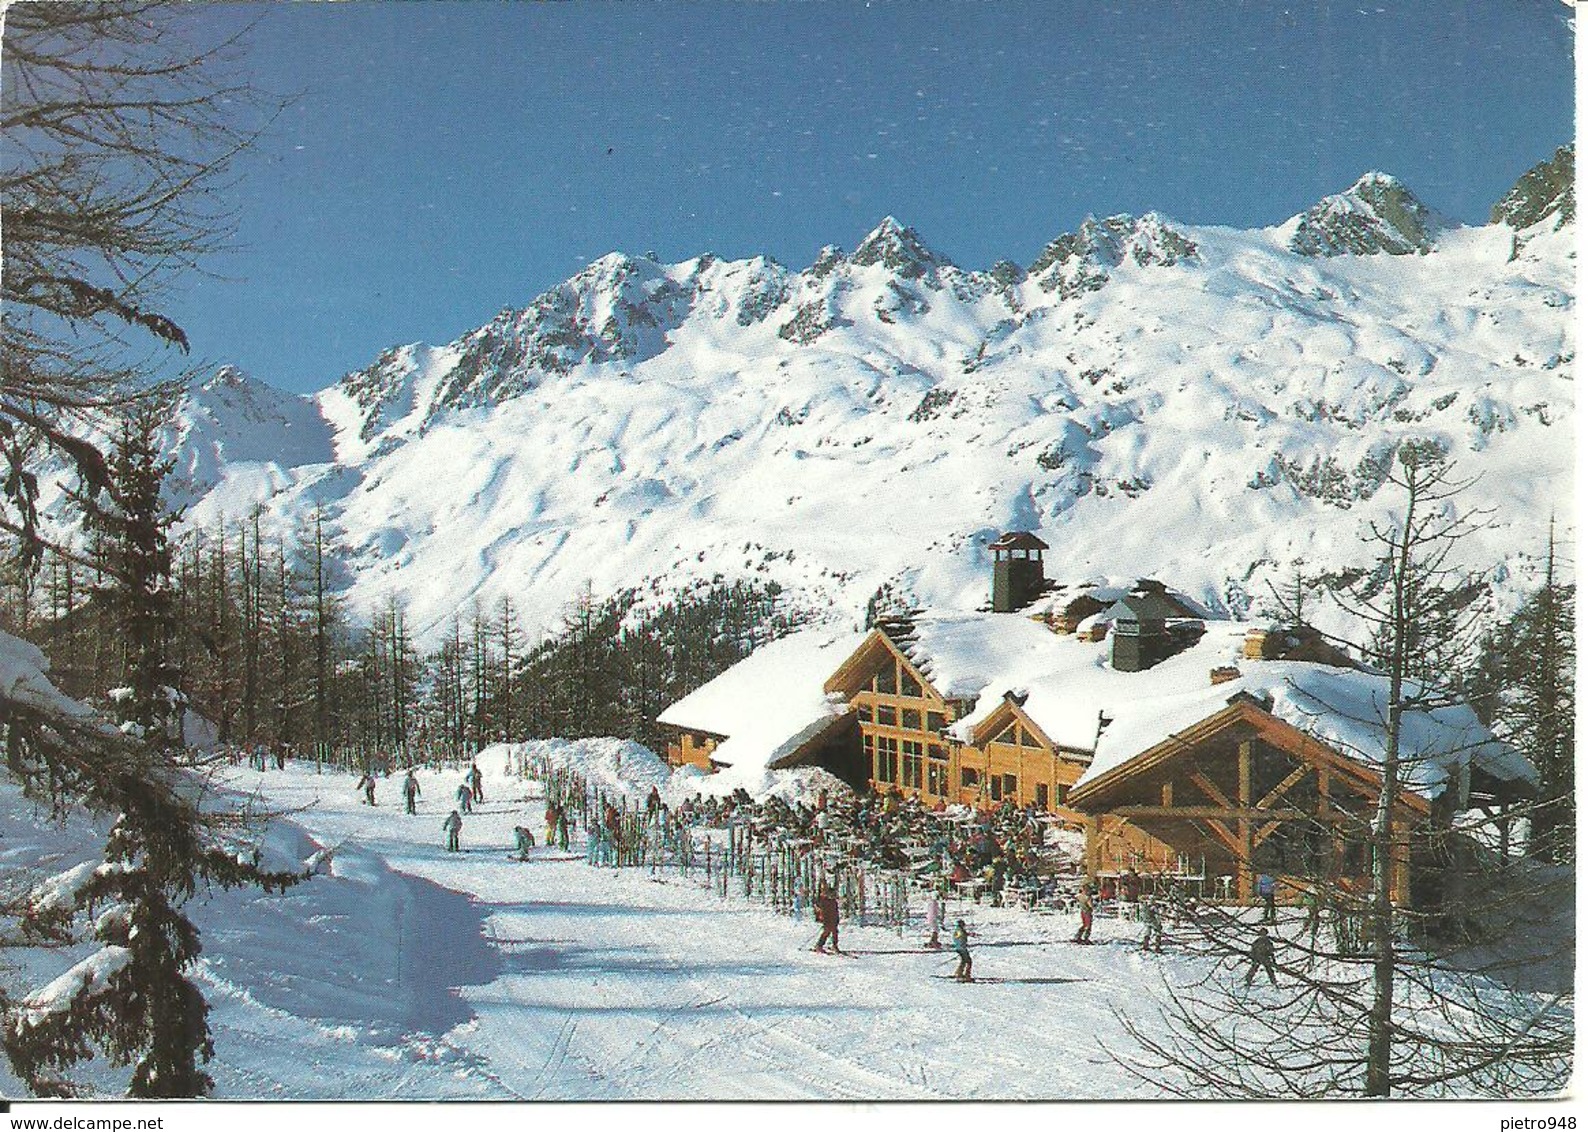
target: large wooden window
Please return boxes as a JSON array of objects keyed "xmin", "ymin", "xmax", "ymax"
[
  {"xmin": 902, "ymin": 741, "xmax": 923, "ymax": 789},
  {"xmin": 900, "ymin": 708, "xmax": 922, "ymax": 731},
  {"xmin": 876, "ymin": 664, "xmax": 897, "ymax": 695},
  {"xmin": 1019, "ymin": 728, "xmax": 1042, "ymax": 748},
  {"xmin": 927, "ymin": 711, "xmax": 946, "ymax": 733},
  {"xmin": 928, "ymin": 763, "xmax": 948, "ymax": 796},
  {"xmin": 900, "ymin": 670, "xmax": 922, "ymax": 698},
  {"xmin": 961, "ymin": 767, "xmax": 981, "ymax": 789},
  {"xmin": 874, "ymin": 736, "xmax": 899, "ymax": 784},
  {"xmin": 875, "ymin": 705, "xmax": 897, "ymax": 727}
]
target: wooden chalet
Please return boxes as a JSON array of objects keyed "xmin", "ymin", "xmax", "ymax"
[
  {"xmin": 653, "ymin": 533, "xmax": 1535, "ymax": 908},
  {"xmin": 1065, "ymin": 691, "xmax": 1428, "ymax": 904},
  {"xmin": 820, "ymin": 618, "xmax": 1095, "ymax": 817}
]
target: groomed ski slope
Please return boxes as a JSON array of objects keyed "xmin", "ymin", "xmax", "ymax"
[
  {"xmin": 194, "ymin": 759, "xmax": 1184, "ymax": 1100},
  {"xmin": 3, "ymin": 755, "xmax": 1564, "ymax": 1101}
]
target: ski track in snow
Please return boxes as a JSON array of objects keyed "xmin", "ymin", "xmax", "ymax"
[{"xmin": 183, "ymin": 763, "xmax": 1194, "ymax": 1100}]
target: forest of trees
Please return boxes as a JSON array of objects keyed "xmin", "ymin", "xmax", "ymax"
[{"xmin": 1, "ymin": 506, "xmax": 812, "ymax": 770}]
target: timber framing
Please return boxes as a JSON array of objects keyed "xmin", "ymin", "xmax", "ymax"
[{"xmin": 1067, "ymin": 696, "xmax": 1431, "ymax": 906}]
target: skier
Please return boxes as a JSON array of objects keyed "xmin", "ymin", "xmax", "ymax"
[
  {"xmin": 468, "ymin": 761, "xmax": 484, "ymax": 804},
  {"xmin": 646, "ymin": 785, "xmax": 661, "ymax": 819},
  {"xmin": 1257, "ymin": 872, "xmax": 1278, "ymax": 925},
  {"xmin": 1121, "ymin": 866, "xmax": 1142, "ymax": 915},
  {"xmin": 924, "ymin": 887, "xmax": 943, "ymax": 949},
  {"xmin": 813, "ymin": 882, "xmax": 842, "ymax": 954},
  {"xmin": 1243, "ymin": 927, "xmax": 1279, "ymax": 987},
  {"xmin": 1141, "ymin": 897, "xmax": 1165, "ymax": 953},
  {"xmin": 443, "ymin": 809, "xmax": 463, "ymax": 853},
  {"xmin": 1301, "ymin": 885, "xmax": 1322, "ymax": 951},
  {"xmin": 1073, "ymin": 884, "xmax": 1094, "ymax": 944},
  {"xmin": 545, "ymin": 800, "xmax": 559, "ymax": 846},
  {"xmin": 513, "ymin": 826, "xmax": 535, "ymax": 860},
  {"xmin": 356, "ymin": 771, "xmax": 377, "ymax": 806},
  {"xmin": 403, "ymin": 768, "xmax": 421, "ymax": 815},
  {"xmin": 557, "ymin": 806, "xmax": 570, "ymax": 851},
  {"xmin": 952, "ymin": 919, "xmax": 974, "ymax": 982},
  {"xmin": 456, "ymin": 779, "xmax": 474, "ymax": 815}
]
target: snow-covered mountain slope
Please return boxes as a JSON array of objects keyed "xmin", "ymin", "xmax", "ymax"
[{"xmin": 68, "ymin": 162, "xmax": 1576, "ymax": 648}]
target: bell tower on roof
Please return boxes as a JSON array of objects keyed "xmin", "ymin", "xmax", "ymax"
[{"xmin": 989, "ymin": 531, "xmax": 1049, "ymax": 613}]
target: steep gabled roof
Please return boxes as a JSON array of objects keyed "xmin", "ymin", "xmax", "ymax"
[
  {"xmin": 1065, "ymin": 695, "xmax": 1431, "ymax": 817},
  {"xmin": 997, "ymin": 622, "xmax": 1533, "ymax": 799},
  {"xmin": 657, "ymin": 625, "xmax": 865, "ymax": 770},
  {"xmin": 654, "ymin": 612, "xmax": 1530, "ymax": 805}
]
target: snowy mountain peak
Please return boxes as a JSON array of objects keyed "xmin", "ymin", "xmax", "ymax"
[
  {"xmin": 200, "ymin": 364, "xmax": 257, "ymax": 394},
  {"xmin": 1287, "ymin": 172, "xmax": 1440, "ymax": 257},
  {"xmin": 849, "ymin": 216, "xmax": 950, "ymax": 280},
  {"xmin": 64, "ymin": 153, "xmax": 1570, "ymax": 655},
  {"xmin": 1028, "ymin": 212, "xmax": 1198, "ymax": 297},
  {"xmin": 1491, "ymin": 145, "xmax": 1574, "ymax": 232}
]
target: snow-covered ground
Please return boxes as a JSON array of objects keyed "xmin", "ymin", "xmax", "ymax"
[
  {"xmin": 194, "ymin": 759, "xmax": 1175, "ymax": 1100},
  {"xmin": 1, "ymin": 752, "xmax": 1569, "ymax": 1103}
]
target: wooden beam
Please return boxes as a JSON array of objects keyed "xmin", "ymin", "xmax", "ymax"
[
  {"xmin": 1067, "ymin": 697, "xmax": 1433, "ymax": 820},
  {"xmin": 1116, "ymin": 804, "xmax": 1318, "ymax": 821},
  {"xmin": 1190, "ymin": 770, "xmax": 1234, "ymax": 810},
  {"xmin": 1252, "ymin": 819, "xmax": 1286, "ymax": 847},
  {"xmin": 1237, "ymin": 739, "xmax": 1254, "ymax": 901},
  {"xmin": 1198, "ymin": 818, "xmax": 1243, "ymax": 856},
  {"xmin": 1257, "ymin": 764, "xmax": 1311, "ymax": 811},
  {"xmin": 1391, "ymin": 822, "xmax": 1413, "ymax": 906}
]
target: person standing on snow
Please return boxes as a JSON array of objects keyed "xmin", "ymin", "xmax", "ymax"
[
  {"xmin": 924, "ymin": 887, "xmax": 943, "ymax": 949},
  {"xmin": 1301, "ymin": 886, "xmax": 1322, "ymax": 952},
  {"xmin": 456, "ymin": 779, "xmax": 474, "ymax": 815},
  {"xmin": 403, "ymin": 769, "xmax": 421, "ymax": 815},
  {"xmin": 545, "ymin": 800, "xmax": 559, "ymax": 846},
  {"xmin": 1257, "ymin": 872, "xmax": 1278, "ymax": 925},
  {"xmin": 557, "ymin": 806, "xmax": 570, "ymax": 851},
  {"xmin": 513, "ymin": 826, "xmax": 535, "ymax": 860},
  {"xmin": 813, "ymin": 883, "xmax": 842, "ymax": 953},
  {"xmin": 1244, "ymin": 927, "xmax": 1279, "ymax": 987},
  {"xmin": 1141, "ymin": 898, "xmax": 1165, "ymax": 953},
  {"xmin": 443, "ymin": 809, "xmax": 463, "ymax": 853},
  {"xmin": 356, "ymin": 771, "xmax": 377, "ymax": 806},
  {"xmin": 1073, "ymin": 884, "xmax": 1094, "ymax": 944},
  {"xmin": 468, "ymin": 761, "xmax": 484, "ymax": 804},
  {"xmin": 952, "ymin": 919, "xmax": 974, "ymax": 982}
]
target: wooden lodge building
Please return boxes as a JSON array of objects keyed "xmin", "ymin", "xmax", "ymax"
[{"xmin": 657, "ymin": 534, "xmax": 1536, "ymax": 907}]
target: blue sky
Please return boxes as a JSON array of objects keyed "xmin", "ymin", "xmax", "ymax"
[{"xmin": 166, "ymin": 1, "xmax": 1575, "ymax": 394}]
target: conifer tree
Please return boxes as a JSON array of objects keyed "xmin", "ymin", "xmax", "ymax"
[
  {"xmin": 6, "ymin": 408, "xmax": 302, "ymax": 1096},
  {"xmin": 1114, "ymin": 445, "xmax": 1570, "ymax": 1098}
]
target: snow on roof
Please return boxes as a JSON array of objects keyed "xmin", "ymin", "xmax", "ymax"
[
  {"xmin": 657, "ymin": 613, "xmax": 1528, "ymax": 802},
  {"xmin": 897, "ymin": 613, "xmax": 1076, "ymax": 701},
  {"xmin": 955, "ymin": 621, "xmax": 1531, "ymax": 798},
  {"xmin": 657, "ymin": 625, "xmax": 867, "ymax": 771}
]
